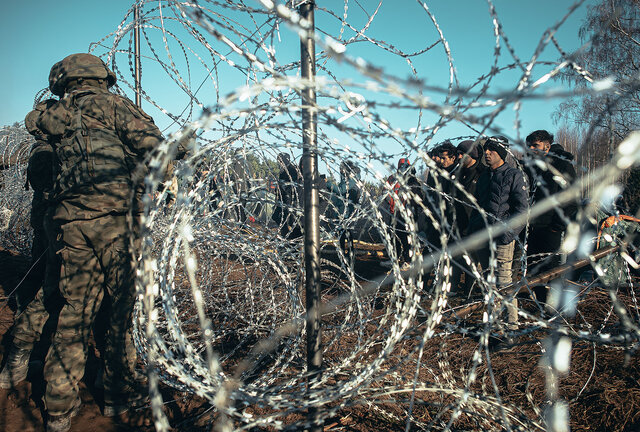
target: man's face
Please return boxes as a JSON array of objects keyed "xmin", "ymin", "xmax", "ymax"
[
  {"xmin": 485, "ymin": 148, "xmax": 503, "ymax": 168},
  {"xmin": 528, "ymin": 140, "xmax": 550, "ymax": 155},
  {"xmin": 439, "ymin": 151, "xmax": 456, "ymax": 168}
]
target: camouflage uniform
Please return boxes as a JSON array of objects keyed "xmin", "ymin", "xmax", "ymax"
[
  {"xmin": 0, "ymin": 101, "xmax": 62, "ymax": 391},
  {"xmin": 10, "ymin": 100, "xmax": 61, "ymax": 351},
  {"xmin": 37, "ymin": 53, "xmax": 163, "ymax": 418}
]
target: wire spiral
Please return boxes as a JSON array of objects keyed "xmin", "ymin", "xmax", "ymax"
[{"xmin": 1, "ymin": 1, "xmax": 639, "ymax": 431}]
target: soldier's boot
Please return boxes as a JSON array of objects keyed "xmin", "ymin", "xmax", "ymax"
[
  {"xmin": 103, "ymin": 390, "xmax": 150, "ymax": 417},
  {"xmin": 0, "ymin": 346, "xmax": 32, "ymax": 389},
  {"xmin": 46, "ymin": 398, "xmax": 81, "ymax": 432}
]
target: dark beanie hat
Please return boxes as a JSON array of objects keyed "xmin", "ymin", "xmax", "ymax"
[
  {"xmin": 484, "ymin": 136, "xmax": 509, "ymax": 161},
  {"xmin": 457, "ymin": 140, "xmax": 479, "ymax": 160}
]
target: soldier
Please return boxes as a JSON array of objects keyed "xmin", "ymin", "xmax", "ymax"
[
  {"xmin": 36, "ymin": 53, "xmax": 164, "ymax": 432},
  {"xmin": 0, "ymin": 99, "xmax": 61, "ymax": 389}
]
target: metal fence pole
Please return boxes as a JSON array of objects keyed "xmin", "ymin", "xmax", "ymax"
[
  {"xmin": 299, "ymin": 1, "xmax": 322, "ymax": 431},
  {"xmin": 134, "ymin": 5, "xmax": 142, "ymax": 108}
]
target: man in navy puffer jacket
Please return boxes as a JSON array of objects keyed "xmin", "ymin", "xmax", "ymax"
[{"xmin": 468, "ymin": 136, "xmax": 528, "ymax": 328}]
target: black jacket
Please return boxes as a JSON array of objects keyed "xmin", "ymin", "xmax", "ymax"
[
  {"xmin": 422, "ymin": 162, "xmax": 470, "ymax": 245},
  {"xmin": 396, "ymin": 169, "xmax": 425, "ymax": 224},
  {"xmin": 468, "ymin": 163, "xmax": 529, "ymax": 245},
  {"xmin": 456, "ymin": 160, "xmax": 486, "ymax": 233},
  {"xmin": 272, "ymin": 163, "xmax": 302, "ymax": 224},
  {"xmin": 526, "ymin": 149, "xmax": 577, "ymax": 231}
]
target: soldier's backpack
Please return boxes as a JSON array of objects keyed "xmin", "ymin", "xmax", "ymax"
[{"xmin": 53, "ymin": 89, "xmax": 134, "ymax": 197}]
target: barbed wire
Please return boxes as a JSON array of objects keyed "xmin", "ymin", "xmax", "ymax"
[
  {"xmin": 1, "ymin": 0, "xmax": 639, "ymax": 431},
  {"xmin": 0, "ymin": 125, "xmax": 33, "ymax": 255}
]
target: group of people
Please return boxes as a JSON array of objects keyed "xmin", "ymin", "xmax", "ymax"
[
  {"xmin": 270, "ymin": 132, "xmax": 578, "ymax": 330},
  {"xmin": 386, "ymin": 133, "xmax": 576, "ymax": 328},
  {"xmin": 272, "ymin": 154, "xmax": 362, "ymax": 248},
  {"xmin": 1, "ymin": 53, "xmax": 165, "ymax": 431}
]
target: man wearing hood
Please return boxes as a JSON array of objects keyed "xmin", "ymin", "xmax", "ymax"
[
  {"xmin": 272, "ymin": 153, "xmax": 303, "ymax": 239},
  {"xmin": 453, "ymin": 139, "xmax": 486, "ymax": 294},
  {"xmin": 525, "ymin": 130, "xmax": 577, "ymax": 302},
  {"xmin": 456, "ymin": 140, "xmax": 486, "ymax": 233},
  {"xmin": 326, "ymin": 160, "xmax": 361, "ymax": 265}
]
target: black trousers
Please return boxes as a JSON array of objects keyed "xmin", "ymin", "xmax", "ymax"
[
  {"xmin": 527, "ymin": 226, "xmax": 563, "ymax": 303},
  {"xmin": 527, "ymin": 227, "xmax": 563, "ymax": 274}
]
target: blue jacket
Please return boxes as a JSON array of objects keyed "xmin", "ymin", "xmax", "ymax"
[{"xmin": 468, "ymin": 163, "xmax": 528, "ymax": 245}]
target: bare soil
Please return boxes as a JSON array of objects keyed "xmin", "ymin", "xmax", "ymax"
[{"xmin": 1, "ymin": 246, "xmax": 639, "ymax": 431}]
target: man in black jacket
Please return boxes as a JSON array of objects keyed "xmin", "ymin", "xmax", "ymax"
[
  {"xmin": 525, "ymin": 130, "xmax": 577, "ymax": 301},
  {"xmin": 453, "ymin": 140, "xmax": 486, "ymax": 295},
  {"xmin": 272, "ymin": 153, "xmax": 303, "ymax": 239},
  {"xmin": 426, "ymin": 142, "xmax": 469, "ymax": 291},
  {"xmin": 468, "ymin": 136, "xmax": 528, "ymax": 328},
  {"xmin": 456, "ymin": 140, "xmax": 485, "ymax": 232}
]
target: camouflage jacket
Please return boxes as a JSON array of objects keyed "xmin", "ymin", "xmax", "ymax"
[
  {"xmin": 27, "ymin": 139, "xmax": 55, "ymax": 194},
  {"xmin": 37, "ymin": 86, "xmax": 163, "ymax": 221},
  {"xmin": 25, "ymin": 99, "xmax": 57, "ymax": 226},
  {"xmin": 27, "ymin": 138, "xmax": 55, "ymax": 227}
]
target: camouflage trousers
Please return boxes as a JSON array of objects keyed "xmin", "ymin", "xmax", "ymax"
[
  {"xmin": 44, "ymin": 214, "xmax": 142, "ymax": 415},
  {"xmin": 15, "ymin": 222, "xmax": 47, "ymax": 311},
  {"xmin": 11, "ymin": 208, "xmax": 61, "ymax": 351}
]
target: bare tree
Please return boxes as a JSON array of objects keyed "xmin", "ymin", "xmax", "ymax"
[
  {"xmin": 555, "ymin": 124, "xmax": 610, "ymax": 197},
  {"xmin": 556, "ymin": 0, "xmax": 640, "ymax": 140}
]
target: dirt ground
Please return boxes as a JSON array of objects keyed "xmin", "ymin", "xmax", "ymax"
[{"xmin": 1, "ymin": 246, "xmax": 639, "ymax": 431}]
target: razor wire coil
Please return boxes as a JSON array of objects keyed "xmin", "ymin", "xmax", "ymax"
[{"xmin": 1, "ymin": 1, "xmax": 640, "ymax": 431}]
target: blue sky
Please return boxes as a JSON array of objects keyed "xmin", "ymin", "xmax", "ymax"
[
  {"xmin": 1, "ymin": 1, "xmax": 132, "ymax": 125},
  {"xmin": 1, "ymin": 0, "xmax": 594, "ymax": 152}
]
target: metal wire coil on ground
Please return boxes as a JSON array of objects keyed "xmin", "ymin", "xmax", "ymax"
[{"xmin": 1, "ymin": 1, "xmax": 639, "ymax": 431}]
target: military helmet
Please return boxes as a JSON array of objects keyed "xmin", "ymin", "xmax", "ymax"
[
  {"xmin": 48, "ymin": 53, "xmax": 116, "ymax": 96},
  {"xmin": 24, "ymin": 99, "xmax": 57, "ymax": 137}
]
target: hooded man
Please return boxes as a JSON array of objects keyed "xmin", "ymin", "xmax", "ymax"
[
  {"xmin": 525, "ymin": 130, "xmax": 577, "ymax": 301},
  {"xmin": 327, "ymin": 160, "xmax": 362, "ymax": 265},
  {"xmin": 447, "ymin": 139, "xmax": 486, "ymax": 295},
  {"xmin": 456, "ymin": 139, "xmax": 485, "ymax": 222},
  {"xmin": 272, "ymin": 152, "xmax": 303, "ymax": 239}
]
